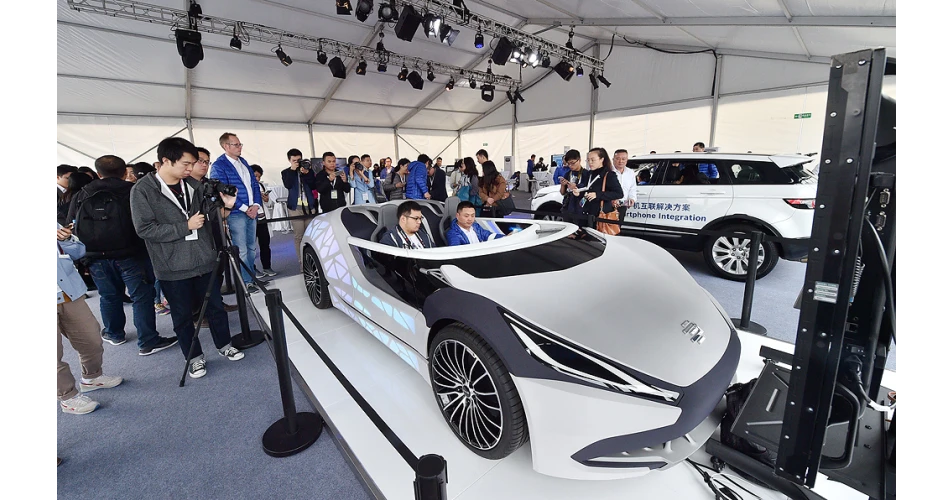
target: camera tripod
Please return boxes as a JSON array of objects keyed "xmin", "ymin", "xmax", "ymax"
[{"xmin": 178, "ymin": 204, "xmax": 267, "ymax": 387}]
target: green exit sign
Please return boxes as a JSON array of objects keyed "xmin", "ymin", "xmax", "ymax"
[
  {"xmin": 794, "ymin": 112, "xmax": 812, "ymax": 119},
  {"xmin": 483, "ymin": 142, "xmax": 488, "ymax": 146}
]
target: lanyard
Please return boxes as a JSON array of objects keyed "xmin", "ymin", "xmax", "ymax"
[
  {"xmin": 397, "ymin": 226, "xmax": 424, "ymax": 249},
  {"xmin": 156, "ymin": 176, "xmax": 192, "ymax": 218}
]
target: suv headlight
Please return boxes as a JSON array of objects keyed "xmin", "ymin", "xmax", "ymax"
[{"xmin": 502, "ymin": 310, "xmax": 680, "ymax": 402}]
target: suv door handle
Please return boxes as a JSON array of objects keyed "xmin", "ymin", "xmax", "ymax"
[{"xmin": 700, "ymin": 190, "xmax": 726, "ymax": 195}]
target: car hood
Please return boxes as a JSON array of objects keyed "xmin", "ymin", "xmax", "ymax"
[{"xmin": 439, "ymin": 237, "xmax": 734, "ymax": 387}]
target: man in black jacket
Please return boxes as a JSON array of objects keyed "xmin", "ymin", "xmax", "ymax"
[
  {"xmin": 68, "ymin": 155, "xmax": 178, "ymax": 356},
  {"xmin": 426, "ymin": 162, "xmax": 448, "ymax": 202},
  {"xmin": 314, "ymin": 151, "xmax": 350, "ymax": 213},
  {"xmin": 280, "ymin": 148, "xmax": 317, "ymax": 263}
]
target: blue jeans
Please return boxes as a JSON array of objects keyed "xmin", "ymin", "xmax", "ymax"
[
  {"xmin": 228, "ymin": 211, "xmax": 257, "ymax": 284},
  {"xmin": 88, "ymin": 257, "xmax": 159, "ymax": 350},
  {"xmin": 160, "ymin": 272, "xmax": 231, "ymax": 360},
  {"xmin": 154, "ymin": 281, "xmax": 163, "ymax": 305}
]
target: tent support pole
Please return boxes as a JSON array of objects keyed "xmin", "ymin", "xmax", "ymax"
[
  {"xmin": 511, "ymin": 101, "xmax": 517, "ymax": 172},
  {"xmin": 186, "ymin": 119, "xmax": 193, "ymax": 143},
  {"xmin": 308, "ymin": 123, "xmax": 316, "ymax": 159},
  {"xmin": 589, "ymin": 45, "xmax": 600, "ymax": 151},
  {"xmin": 56, "ymin": 141, "xmax": 98, "ymax": 162},
  {"xmin": 709, "ymin": 54, "xmax": 723, "ymax": 148},
  {"xmin": 394, "ymin": 128, "xmax": 400, "ymax": 159},
  {"xmin": 457, "ymin": 130, "xmax": 462, "ymax": 160}
]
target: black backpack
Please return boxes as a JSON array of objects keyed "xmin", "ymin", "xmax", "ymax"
[{"xmin": 73, "ymin": 186, "xmax": 141, "ymax": 259}]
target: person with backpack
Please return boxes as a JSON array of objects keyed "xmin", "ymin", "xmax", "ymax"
[{"xmin": 67, "ymin": 155, "xmax": 178, "ymax": 356}]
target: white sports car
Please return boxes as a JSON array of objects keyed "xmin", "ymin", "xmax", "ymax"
[{"xmin": 300, "ymin": 199, "xmax": 740, "ymax": 480}]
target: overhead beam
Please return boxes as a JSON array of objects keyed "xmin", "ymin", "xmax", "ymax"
[
  {"xmin": 307, "ymin": 23, "xmax": 383, "ymax": 125},
  {"xmin": 524, "ymin": 16, "xmax": 896, "ymax": 28},
  {"xmin": 57, "ymin": 141, "xmax": 99, "ymax": 161},
  {"xmin": 775, "ymin": 0, "xmax": 813, "ymax": 58},
  {"xmin": 596, "ymin": 40, "xmax": 832, "ymax": 65}
]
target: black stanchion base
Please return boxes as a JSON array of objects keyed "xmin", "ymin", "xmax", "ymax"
[
  {"xmin": 232, "ymin": 329, "xmax": 266, "ymax": 350},
  {"xmin": 262, "ymin": 412, "xmax": 324, "ymax": 457},
  {"xmin": 731, "ymin": 319, "xmax": 768, "ymax": 335}
]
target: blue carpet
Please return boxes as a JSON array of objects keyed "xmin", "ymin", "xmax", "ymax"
[{"xmin": 57, "ymin": 231, "xmax": 371, "ymax": 500}]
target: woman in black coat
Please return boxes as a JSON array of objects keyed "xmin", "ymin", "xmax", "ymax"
[{"xmin": 571, "ymin": 147, "xmax": 624, "ymax": 226}]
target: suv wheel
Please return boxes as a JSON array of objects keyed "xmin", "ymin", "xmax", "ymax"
[
  {"xmin": 533, "ymin": 202, "xmax": 563, "ymax": 221},
  {"xmin": 703, "ymin": 224, "xmax": 779, "ymax": 281}
]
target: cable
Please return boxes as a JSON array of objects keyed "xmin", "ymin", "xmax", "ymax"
[
  {"xmin": 617, "ymin": 35, "xmax": 718, "ymax": 97},
  {"xmin": 690, "ymin": 459, "xmax": 763, "ymax": 500},
  {"xmin": 685, "ymin": 458, "xmax": 748, "ymax": 500},
  {"xmin": 864, "ymin": 217, "xmax": 896, "ymax": 345}
]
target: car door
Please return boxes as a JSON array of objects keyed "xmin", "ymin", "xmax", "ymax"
[
  {"xmin": 620, "ymin": 160, "xmax": 661, "ymax": 238},
  {"xmin": 645, "ymin": 159, "xmax": 734, "ymax": 245}
]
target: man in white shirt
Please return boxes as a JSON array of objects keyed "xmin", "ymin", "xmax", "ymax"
[
  {"xmin": 209, "ymin": 132, "xmax": 264, "ymax": 293},
  {"xmin": 611, "ymin": 149, "xmax": 638, "ymax": 224}
]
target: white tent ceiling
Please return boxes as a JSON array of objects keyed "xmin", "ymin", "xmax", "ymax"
[{"xmin": 57, "ymin": 0, "xmax": 895, "ymax": 130}]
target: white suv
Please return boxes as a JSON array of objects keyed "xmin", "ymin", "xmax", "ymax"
[{"xmin": 530, "ymin": 153, "xmax": 818, "ymax": 280}]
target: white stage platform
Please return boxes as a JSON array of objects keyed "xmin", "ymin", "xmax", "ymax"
[{"xmin": 251, "ymin": 276, "xmax": 896, "ymax": 500}]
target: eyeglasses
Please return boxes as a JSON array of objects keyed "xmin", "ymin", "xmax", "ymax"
[
  {"xmin": 226, "ymin": 143, "xmax": 243, "ymax": 148},
  {"xmin": 565, "ymin": 159, "xmax": 579, "ymax": 167},
  {"xmin": 197, "ymin": 159, "xmax": 209, "ymax": 165},
  {"xmin": 404, "ymin": 215, "xmax": 424, "ymax": 222}
]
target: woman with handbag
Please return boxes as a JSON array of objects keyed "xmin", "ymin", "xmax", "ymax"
[
  {"xmin": 383, "ymin": 158, "xmax": 410, "ymax": 201},
  {"xmin": 478, "ymin": 160, "xmax": 515, "ymax": 217},
  {"xmin": 455, "ymin": 157, "xmax": 482, "ymax": 207},
  {"xmin": 572, "ymin": 147, "xmax": 624, "ymax": 235}
]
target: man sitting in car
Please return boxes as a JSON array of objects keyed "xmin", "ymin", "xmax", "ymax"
[
  {"xmin": 446, "ymin": 201, "xmax": 501, "ymax": 246},
  {"xmin": 381, "ymin": 200, "xmax": 434, "ymax": 249}
]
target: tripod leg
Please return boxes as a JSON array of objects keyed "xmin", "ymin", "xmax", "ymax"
[
  {"xmin": 179, "ymin": 250, "xmax": 228, "ymax": 387},
  {"xmin": 226, "ymin": 246, "xmax": 266, "ymax": 350}
]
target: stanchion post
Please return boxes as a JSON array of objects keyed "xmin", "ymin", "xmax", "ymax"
[
  {"xmin": 262, "ymin": 288, "xmax": 324, "ymax": 457},
  {"xmin": 221, "ymin": 253, "xmax": 236, "ymax": 296},
  {"xmin": 414, "ymin": 454, "xmax": 448, "ymax": 500},
  {"xmin": 229, "ymin": 245, "xmax": 266, "ymax": 350},
  {"xmin": 731, "ymin": 230, "xmax": 768, "ymax": 335}
]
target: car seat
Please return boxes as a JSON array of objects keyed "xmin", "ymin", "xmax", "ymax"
[
  {"xmin": 438, "ymin": 196, "xmax": 460, "ymax": 246},
  {"xmin": 372, "ymin": 203, "xmax": 399, "ymax": 243}
]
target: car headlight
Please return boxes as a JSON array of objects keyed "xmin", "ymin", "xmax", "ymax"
[{"xmin": 502, "ymin": 310, "xmax": 680, "ymax": 403}]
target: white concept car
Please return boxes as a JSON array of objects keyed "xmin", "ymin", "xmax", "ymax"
[{"xmin": 300, "ymin": 199, "xmax": 740, "ymax": 480}]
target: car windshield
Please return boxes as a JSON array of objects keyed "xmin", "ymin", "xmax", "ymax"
[{"xmin": 781, "ymin": 163, "xmax": 818, "ymax": 184}]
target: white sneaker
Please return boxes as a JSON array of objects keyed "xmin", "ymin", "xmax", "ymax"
[
  {"xmin": 218, "ymin": 344, "xmax": 244, "ymax": 361},
  {"xmin": 60, "ymin": 394, "xmax": 99, "ymax": 414},
  {"xmin": 80, "ymin": 375, "xmax": 123, "ymax": 393},
  {"xmin": 188, "ymin": 357, "xmax": 207, "ymax": 379},
  {"xmin": 263, "ymin": 268, "xmax": 278, "ymax": 277}
]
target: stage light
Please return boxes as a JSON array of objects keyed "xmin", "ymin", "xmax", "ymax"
[
  {"xmin": 514, "ymin": 89, "xmax": 524, "ymax": 102},
  {"xmin": 407, "ymin": 70, "xmax": 425, "ymax": 90},
  {"xmin": 469, "ymin": 76, "xmax": 476, "ymax": 89},
  {"xmin": 491, "ymin": 37, "xmax": 514, "ymax": 65},
  {"xmin": 576, "ymin": 64, "xmax": 584, "ymax": 77},
  {"xmin": 275, "ymin": 44, "xmax": 292, "ymax": 66},
  {"xmin": 175, "ymin": 29, "xmax": 204, "ymax": 69},
  {"xmin": 395, "ymin": 5, "xmax": 422, "ymax": 42},
  {"xmin": 474, "ymin": 31, "xmax": 484, "ymax": 49},
  {"xmin": 336, "ymin": 0, "xmax": 352, "ymax": 16},
  {"xmin": 440, "ymin": 25, "xmax": 460, "ymax": 46},
  {"xmin": 328, "ymin": 56, "xmax": 346, "ymax": 78},
  {"xmin": 481, "ymin": 84, "xmax": 494, "ymax": 102},
  {"xmin": 423, "ymin": 13, "xmax": 442, "ymax": 38},
  {"xmin": 541, "ymin": 54, "xmax": 551, "ymax": 68},
  {"xmin": 506, "ymin": 90, "xmax": 515, "ymax": 104},
  {"xmin": 356, "ymin": 60, "xmax": 367, "ymax": 75},
  {"xmin": 589, "ymin": 73, "xmax": 598, "ymax": 89},
  {"xmin": 354, "ymin": 0, "xmax": 373, "ymax": 22},
  {"xmin": 378, "ymin": 1, "xmax": 398, "ymax": 22},
  {"xmin": 597, "ymin": 74, "xmax": 612, "ymax": 87},
  {"xmin": 554, "ymin": 60, "xmax": 574, "ymax": 81},
  {"xmin": 445, "ymin": 78, "xmax": 455, "ymax": 91},
  {"xmin": 565, "ymin": 27, "xmax": 574, "ymax": 50},
  {"xmin": 378, "ymin": 62, "xmax": 388, "ymax": 72},
  {"xmin": 229, "ymin": 26, "xmax": 241, "ymax": 50},
  {"xmin": 427, "ymin": 66, "xmax": 436, "ymax": 82},
  {"xmin": 317, "ymin": 49, "xmax": 328, "ymax": 65},
  {"xmin": 509, "ymin": 46, "xmax": 522, "ymax": 64},
  {"xmin": 398, "ymin": 66, "xmax": 409, "ymax": 80},
  {"xmin": 527, "ymin": 48, "xmax": 539, "ymax": 65}
]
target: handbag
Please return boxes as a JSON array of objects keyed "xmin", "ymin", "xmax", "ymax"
[
  {"xmin": 596, "ymin": 174, "xmax": 621, "ymax": 236},
  {"xmin": 495, "ymin": 193, "xmax": 515, "ymax": 216}
]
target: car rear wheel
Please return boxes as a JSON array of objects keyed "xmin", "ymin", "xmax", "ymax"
[
  {"xmin": 703, "ymin": 224, "xmax": 779, "ymax": 281},
  {"xmin": 533, "ymin": 202, "xmax": 563, "ymax": 221},
  {"xmin": 303, "ymin": 246, "xmax": 331, "ymax": 309},
  {"xmin": 428, "ymin": 323, "xmax": 528, "ymax": 460}
]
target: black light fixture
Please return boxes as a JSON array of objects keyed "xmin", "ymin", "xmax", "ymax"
[
  {"xmin": 597, "ymin": 74, "xmax": 612, "ymax": 87},
  {"xmin": 440, "ymin": 25, "xmax": 460, "ymax": 46},
  {"xmin": 356, "ymin": 60, "xmax": 367, "ymax": 75},
  {"xmin": 527, "ymin": 48, "xmax": 539, "ymax": 67},
  {"xmin": 423, "ymin": 13, "xmax": 442, "ymax": 38},
  {"xmin": 481, "ymin": 83, "xmax": 494, "ymax": 102},
  {"xmin": 394, "ymin": 5, "xmax": 423, "ymax": 42},
  {"xmin": 354, "ymin": 0, "xmax": 373, "ymax": 22},
  {"xmin": 469, "ymin": 76, "xmax": 477, "ymax": 89},
  {"xmin": 509, "ymin": 46, "xmax": 522, "ymax": 64},
  {"xmin": 554, "ymin": 60, "xmax": 574, "ymax": 81},
  {"xmin": 576, "ymin": 64, "xmax": 584, "ymax": 77},
  {"xmin": 317, "ymin": 47, "xmax": 328, "ymax": 65},
  {"xmin": 407, "ymin": 70, "xmax": 425, "ymax": 90},
  {"xmin": 427, "ymin": 65, "xmax": 436, "ymax": 82},
  {"xmin": 328, "ymin": 56, "xmax": 347, "ymax": 78},
  {"xmin": 540, "ymin": 54, "xmax": 551, "ymax": 68},
  {"xmin": 336, "ymin": 0, "xmax": 352, "ymax": 15},
  {"xmin": 474, "ymin": 30, "xmax": 484, "ymax": 49},
  {"xmin": 514, "ymin": 89, "xmax": 525, "ymax": 102},
  {"xmin": 589, "ymin": 73, "xmax": 598, "ymax": 89},
  {"xmin": 378, "ymin": 61, "xmax": 388, "ymax": 73},
  {"xmin": 378, "ymin": 0, "xmax": 398, "ymax": 22},
  {"xmin": 506, "ymin": 90, "xmax": 516, "ymax": 104},
  {"xmin": 445, "ymin": 78, "xmax": 455, "ymax": 91},
  {"xmin": 175, "ymin": 29, "xmax": 204, "ymax": 69},
  {"xmin": 376, "ymin": 33, "xmax": 387, "ymax": 72},
  {"xmin": 229, "ymin": 26, "xmax": 241, "ymax": 50},
  {"xmin": 398, "ymin": 66, "xmax": 409, "ymax": 80},
  {"xmin": 491, "ymin": 37, "xmax": 514, "ymax": 65},
  {"xmin": 275, "ymin": 44, "xmax": 292, "ymax": 66}
]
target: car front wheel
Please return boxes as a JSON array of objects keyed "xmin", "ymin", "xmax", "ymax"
[
  {"xmin": 303, "ymin": 246, "xmax": 331, "ymax": 309},
  {"xmin": 703, "ymin": 224, "xmax": 779, "ymax": 281},
  {"xmin": 428, "ymin": 323, "xmax": 528, "ymax": 460},
  {"xmin": 533, "ymin": 202, "xmax": 563, "ymax": 221}
]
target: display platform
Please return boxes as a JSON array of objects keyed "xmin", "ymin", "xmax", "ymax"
[{"xmin": 251, "ymin": 276, "xmax": 896, "ymax": 500}]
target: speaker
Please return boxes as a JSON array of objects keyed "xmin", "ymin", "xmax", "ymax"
[
  {"xmin": 395, "ymin": 5, "xmax": 422, "ymax": 42},
  {"xmin": 328, "ymin": 56, "xmax": 347, "ymax": 79},
  {"xmin": 491, "ymin": 37, "xmax": 514, "ymax": 65}
]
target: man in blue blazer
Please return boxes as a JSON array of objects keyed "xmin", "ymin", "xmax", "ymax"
[
  {"xmin": 446, "ymin": 201, "xmax": 501, "ymax": 246},
  {"xmin": 209, "ymin": 133, "xmax": 263, "ymax": 292}
]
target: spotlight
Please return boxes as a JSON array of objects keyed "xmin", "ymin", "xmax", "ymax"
[
  {"xmin": 481, "ymin": 84, "xmax": 494, "ymax": 102},
  {"xmin": 427, "ymin": 66, "xmax": 436, "ymax": 82},
  {"xmin": 395, "ymin": 5, "xmax": 422, "ymax": 42},
  {"xmin": 491, "ymin": 37, "xmax": 514, "ymax": 65},
  {"xmin": 356, "ymin": 60, "xmax": 367, "ymax": 75},
  {"xmin": 527, "ymin": 48, "xmax": 539, "ymax": 66},
  {"xmin": 328, "ymin": 56, "xmax": 346, "ymax": 78},
  {"xmin": 354, "ymin": 0, "xmax": 373, "ymax": 22},
  {"xmin": 317, "ymin": 49, "xmax": 328, "ymax": 65},
  {"xmin": 445, "ymin": 78, "xmax": 455, "ymax": 91},
  {"xmin": 423, "ymin": 13, "xmax": 442, "ymax": 38},
  {"xmin": 441, "ymin": 26, "xmax": 460, "ymax": 46},
  {"xmin": 229, "ymin": 26, "xmax": 241, "ymax": 50},
  {"xmin": 378, "ymin": 0, "xmax": 398, "ymax": 22},
  {"xmin": 407, "ymin": 70, "xmax": 425, "ymax": 90},
  {"xmin": 509, "ymin": 46, "xmax": 522, "ymax": 64},
  {"xmin": 597, "ymin": 74, "xmax": 612, "ymax": 87},
  {"xmin": 336, "ymin": 0, "xmax": 352, "ymax": 16},
  {"xmin": 514, "ymin": 89, "xmax": 524, "ymax": 102},
  {"xmin": 275, "ymin": 44, "xmax": 292, "ymax": 66},
  {"xmin": 589, "ymin": 73, "xmax": 598, "ymax": 89},
  {"xmin": 506, "ymin": 90, "xmax": 516, "ymax": 104},
  {"xmin": 378, "ymin": 62, "xmax": 388, "ymax": 73},
  {"xmin": 576, "ymin": 64, "xmax": 584, "ymax": 77},
  {"xmin": 469, "ymin": 77, "xmax": 476, "ymax": 89},
  {"xmin": 541, "ymin": 54, "xmax": 551, "ymax": 68},
  {"xmin": 398, "ymin": 66, "xmax": 409, "ymax": 80},
  {"xmin": 474, "ymin": 31, "xmax": 484, "ymax": 49},
  {"xmin": 554, "ymin": 60, "xmax": 574, "ymax": 81},
  {"xmin": 175, "ymin": 29, "xmax": 204, "ymax": 69}
]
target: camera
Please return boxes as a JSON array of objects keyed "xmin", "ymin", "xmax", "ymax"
[
  {"xmin": 200, "ymin": 178, "xmax": 237, "ymax": 209},
  {"xmin": 299, "ymin": 158, "xmax": 311, "ymax": 170}
]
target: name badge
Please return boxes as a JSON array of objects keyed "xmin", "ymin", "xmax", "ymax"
[
  {"xmin": 331, "ymin": 191, "xmax": 339, "ymax": 200},
  {"xmin": 185, "ymin": 229, "xmax": 199, "ymax": 241}
]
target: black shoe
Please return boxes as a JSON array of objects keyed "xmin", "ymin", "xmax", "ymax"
[
  {"xmin": 223, "ymin": 303, "xmax": 239, "ymax": 312},
  {"xmin": 246, "ymin": 283, "xmax": 261, "ymax": 294},
  {"xmin": 122, "ymin": 294, "xmax": 133, "ymax": 304},
  {"xmin": 138, "ymin": 336, "xmax": 179, "ymax": 356}
]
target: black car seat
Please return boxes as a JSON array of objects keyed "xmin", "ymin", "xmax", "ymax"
[
  {"xmin": 437, "ymin": 196, "xmax": 460, "ymax": 246},
  {"xmin": 372, "ymin": 203, "xmax": 399, "ymax": 243}
]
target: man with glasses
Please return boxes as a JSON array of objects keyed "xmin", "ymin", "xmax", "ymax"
[
  {"xmin": 209, "ymin": 133, "xmax": 263, "ymax": 293},
  {"xmin": 557, "ymin": 149, "xmax": 586, "ymax": 226},
  {"xmin": 381, "ymin": 200, "xmax": 434, "ymax": 249},
  {"xmin": 611, "ymin": 149, "xmax": 638, "ymax": 224},
  {"xmin": 280, "ymin": 148, "xmax": 317, "ymax": 263}
]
